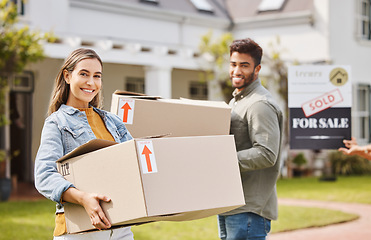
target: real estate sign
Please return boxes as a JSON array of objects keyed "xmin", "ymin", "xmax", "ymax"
[{"xmin": 288, "ymin": 65, "xmax": 352, "ymax": 149}]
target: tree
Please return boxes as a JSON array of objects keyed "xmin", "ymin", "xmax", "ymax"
[
  {"xmin": 198, "ymin": 31, "xmax": 234, "ymax": 102},
  {"xmin": 0, "ymin": 0, "xmax": 54, "ymax": 183},
  {"xmin": 263, "ymin": 36, "xmax": 299, "ymax": 178},
  {"xmin": 263, "ymin": 36, "xmax": 290, "ymax": 143}
]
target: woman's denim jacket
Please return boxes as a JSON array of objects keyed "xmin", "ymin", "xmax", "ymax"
[{"xmin": 34, "ymin": 104, "xmax": 132, "ymax": 213}]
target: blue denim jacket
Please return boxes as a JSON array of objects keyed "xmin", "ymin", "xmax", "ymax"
[{"xmin": 34, "ymin": 104, "xmax": 132, "ymax": 213}]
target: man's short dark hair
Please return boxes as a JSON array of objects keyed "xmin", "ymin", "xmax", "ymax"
[{"xmin": 230, "ymin": 38, "xmax": 263, "ymax": 67}]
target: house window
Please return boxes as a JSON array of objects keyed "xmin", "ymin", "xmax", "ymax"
[
  {"xmin": 355, "ymin": 84, "xmax": 371, "ymax": 142},
  {"xmin": 189, "ymin": 0, "xmax": 214, "ymax": 13},
  {"xmin": 258, "ymin": 0, "xmax": 286, "ymax": 12},
  {"xmin": 358, "ymin": 0, "xmax": 371, "ymax": 40},
  {"xmin": 189, "ymin": 81, "xmax": 208, "ymax": 100},
  {"xmin": 9, "ymin": 71, "xmax": 34, "ymax": 93},
  {"xmin": 10, "ymin": 0, "xmax": 25, "ymax": 15},
  {"xmin": 140, "ymin": 0, "xmax": 159, "ymax": 5},
  {"xmin": 126, "ymin": 77, "xmax": 145, "ymax": 94}
]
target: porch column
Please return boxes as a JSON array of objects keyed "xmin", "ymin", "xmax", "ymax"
[{"xmin": 144, "ymin": 66, "xmax": 172, "ymax": 99}]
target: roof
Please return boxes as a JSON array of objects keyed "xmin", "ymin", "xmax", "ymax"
[
  {"xmin": 225, "ymin": 0, "xmax": 314, "ymax": 20},
  {"xmin": 117, "ymin": 0, "xmax": 231, "ymax": 19}
]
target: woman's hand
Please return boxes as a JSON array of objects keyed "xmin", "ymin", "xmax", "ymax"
[
  {"xmin": 343, "ymin": 137, "xmax": 358, "ymax": 149},
  {"xmin": 62, "ymin": 187, "xmax": 112, "ymax": 230},
  {"xmin": 339, "ymin": 137, "xmax": 371, "ymax": 160},
  {"xmin": 81, "ymin": 192, "xmax": 112, "ymax": 230},
  {"xmin": 339, "ymin": 137, "xmax": 359, "ymax": 156}
]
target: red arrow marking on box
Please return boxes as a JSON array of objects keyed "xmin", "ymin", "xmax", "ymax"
[
  {"xmin": 142, "ymin": 145, "xmax": 153, "ymax": 172},
  {"xmin": 121, "ymin": 102, "xmax": 132, "ymax": 123}
]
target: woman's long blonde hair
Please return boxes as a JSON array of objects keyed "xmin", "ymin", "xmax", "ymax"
[{"xmin": 48, "ymin": 48, "xmax": 103, "ymax": 115}]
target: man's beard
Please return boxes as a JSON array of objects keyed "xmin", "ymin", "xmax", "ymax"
[{"xmin": 234, "ymin": 71, "xmax": 255, "ymax": 89}]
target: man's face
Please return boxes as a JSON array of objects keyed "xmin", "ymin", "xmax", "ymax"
[{"xmin": 229, "ymin": 52, "xmax": 261, "ymax": 89}]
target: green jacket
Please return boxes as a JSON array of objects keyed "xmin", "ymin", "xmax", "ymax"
[{"xmin": 222, "ymin": 79, "xmax": 283, "ymax": 220}]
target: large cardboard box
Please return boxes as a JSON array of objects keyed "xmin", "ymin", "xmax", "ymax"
[
  {"xmin": 110, "ymin": 91, "xmax": 231, "ymax": 138},
  {"xmin": 57, "ymin": 135, "xmax": 244, "ymax": 234}
]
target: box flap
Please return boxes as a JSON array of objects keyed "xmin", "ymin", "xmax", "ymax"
[
  {"xmin": 57, "ymin": 139, "xmax": 117, "ymax": 162},
  {"xmin": 114, "ymin": 90, "xmax": 147, "ymax": 96},
  {"xmin": 162, "ymin": 98, "xmax": 231, "ymax": 109},
  {"xmin": 113, "ymin": 90, "xmax": 161, "ymax": 100},
  {"xmin": 138, "ymin": 134, "xmax": 171, "ymax": 139}
]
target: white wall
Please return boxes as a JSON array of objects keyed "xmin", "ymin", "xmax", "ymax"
[
  {"xmin": 27, "ymin": 0, "xmax": 229, "ymax": 71},
  {"xmin": 329, "ymin": 0, "xmax": 371, "ymax": 84},
  {"xmin": 232, "ymin": 1, "xmax": 330, "ymax": 64}
]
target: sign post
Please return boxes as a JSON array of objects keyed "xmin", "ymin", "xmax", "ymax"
[{"xmin": 288, "ymin": 65, "xmax": 352, "ymax": 149}]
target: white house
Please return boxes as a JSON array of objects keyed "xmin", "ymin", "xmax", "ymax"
[{"xmin": 4, "ymin": 0, "xmax": 371, "ymax": 182}]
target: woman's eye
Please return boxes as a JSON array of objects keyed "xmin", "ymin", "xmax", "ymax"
[{"xmin": 80, "ymin": 73, "xmax": 87, "ymax": 76}]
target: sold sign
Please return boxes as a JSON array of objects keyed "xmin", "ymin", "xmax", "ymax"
[
  {"xmin": 301, "ymin": 88, "xmax": 343, "ymax": 117},
  {"xmin": 136, "ymin": 140, "xmax": 158, "ymax": 174},
  {"xmin": 118, "ymin": 99, "xmax": 135, "ymax": 124}
]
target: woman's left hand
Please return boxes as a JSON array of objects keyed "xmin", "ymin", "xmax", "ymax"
[
  {"xmin": 62, "ymin": 187, "xmax": 112, "ymax": 230},
  {"xmin": 81, "ymin": 192, "xmax": 112, "ymax": 230}
]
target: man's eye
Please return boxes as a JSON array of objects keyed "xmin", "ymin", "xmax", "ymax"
[
  {"xmin": 80, "ymin": 73, "xmax": 87, "ymax": 76},
  {"xmin": 94, "ymin": 75, "xmax": 101, "ymax": 78}
]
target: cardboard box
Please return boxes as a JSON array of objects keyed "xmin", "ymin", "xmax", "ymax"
[
  {"xmin": 57, "ymin": 135, "xmax": 244, "ymax": 234},
  {"xmin": 110, "ymin": 91, "xmax": 231, "ymax": 138}
]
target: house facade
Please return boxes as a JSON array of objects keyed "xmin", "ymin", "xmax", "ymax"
[{"xmin": 5, "ymin": 0, "xmax": 371, "ymax": 182}]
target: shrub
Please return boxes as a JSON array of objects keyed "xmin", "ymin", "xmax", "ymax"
[
  {"xmin": 292, "ymin": 153, "xmax": 307, "ymax": 167},
  {"xmin": 328, "ymin": 151, "xmax": 371, "ymax": 175}
]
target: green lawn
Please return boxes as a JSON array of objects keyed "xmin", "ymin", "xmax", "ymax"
[
  {"xmin": 131, "ymin": 205, "xmax": 358, "ymax": 239},
  {"xmin": 0, "ymin": 175, "xmax": 368, "ymax": 240},
  {"xmin": 0, "ymin": 200, "xmax": 55, "ymax": 240},
  {"xmin": 277, "ymin": 175, "xmax": 371, "ymax": 204}
]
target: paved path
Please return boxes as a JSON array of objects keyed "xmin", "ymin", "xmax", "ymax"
[{"xmin": 269, "ymin": 198, "xmax": 371, "ymax": 240}]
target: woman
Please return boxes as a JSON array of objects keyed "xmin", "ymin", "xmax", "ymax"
[
  {"xmin": 339, "ymin": 137, "xmax": 371, "ymax": 160},
  {"xmin": 34, "ymin": 48, "xmax": 134, "ymax": 239}
]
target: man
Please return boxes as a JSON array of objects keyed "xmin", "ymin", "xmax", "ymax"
[{"xmin": 218, "ymin": 38, "xmax": 283, "ymax": 240}]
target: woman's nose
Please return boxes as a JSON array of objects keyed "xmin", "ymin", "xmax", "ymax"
[{"xmin": 86, "ymin": 76, "xmax": 94, "ymax": 85}]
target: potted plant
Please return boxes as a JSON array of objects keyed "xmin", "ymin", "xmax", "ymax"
[
  {"xmin": 0, "ymin": 149, "xmax": 12, "ymax": 201},
  {"xmin": 0, "ymin": 76, "xmax": 12, "ymax": 201},
  {"xmin": 292, "ymin": 152, "xmax": 307, "ymax": 177},
  {"xmin": 0, "ymin": 0, "xmax": 54, "ymax": 201}
]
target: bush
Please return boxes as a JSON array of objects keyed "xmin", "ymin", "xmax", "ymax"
[
  {"xmin": 292, "ymin": 153, "xmax": 307, "ymax": 167},
  {"xmin": 328, "ymin": 151, "xmax": 371, "ymax": 175}
]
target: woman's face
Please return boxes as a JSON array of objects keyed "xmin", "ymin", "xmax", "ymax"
[{"xmin": 64, "ymin": 58, "xmax": 102, "ymax": 108}]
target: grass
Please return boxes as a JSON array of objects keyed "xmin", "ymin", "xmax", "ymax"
[
  {"xmin": 132, "ymin": 217, "xmax": 219, "ymax": 240},
  {"xmin": 0, "ymin": 200, "xmax": 55, "ymax": 240},
  {"xmin": 277, "ymin": 175, "xmax": 371, "ymax": 204},
  {"xmin": 272, "ymin": 205, "xmax": 358, "ymax": 233},
  {"xmin": 131, "ymin": 205, "xmax": 358, "ymax": 239},
  {"xmin": 0, "ymin": 175, "xmax": 368, "ymax": 240}
]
